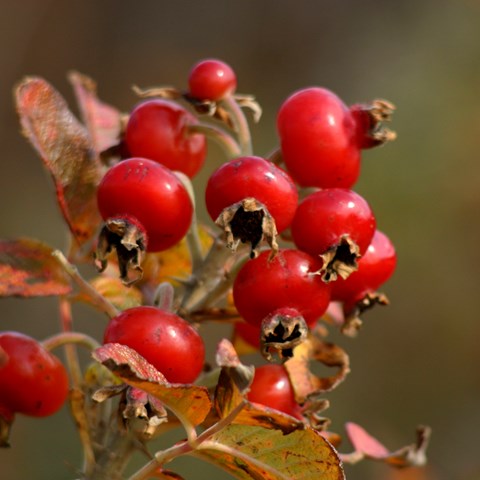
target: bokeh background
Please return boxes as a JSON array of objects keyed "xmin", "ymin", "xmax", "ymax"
[{"xmin": 1, "ymin": 1, "xmax": 480, "ymax": 479}]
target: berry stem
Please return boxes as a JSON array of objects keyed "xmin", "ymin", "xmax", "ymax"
[
  {"xmin": 180, "ymin": 236, "xmax": 241, "ymax": 312},
  {"xmin": 42, "ymin": 331, "xmax": 101, "ymax": 352},
  {"xmin": 220, "ymin": 96, "xmax": 253, "ymax": 155},
  {"xmin": 173, "ymin": 171, "xmax": 204, "ymax": 272},
  {"xmin": 53, "ymin": 250, "xmax": 120, "ymax": 318},
  {"xmin": 127, "ymin": 401, "xmax": 246, "ymax": 480},
  {"xmin": 187, "ymin": 123, "xmax": 241, "ymax": 159},
  {"xmin": 58, "ymin": 297, "xmax": 96, "ymax": 475}
]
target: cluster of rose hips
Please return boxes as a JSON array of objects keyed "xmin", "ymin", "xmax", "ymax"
[{"xmin": 1, "ymin": 58, "xmax": 397, "ymax": 430}]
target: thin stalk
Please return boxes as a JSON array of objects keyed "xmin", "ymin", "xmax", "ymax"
[
  {"xmin": 58, "ymin": 297, "xmax": 96, "ymax": 474},
  {"xmin": 187, "ymin": 123, "xmax": 241, "ymax": 159},
  {"xmin": 42, "ymin": 331, "xmax": 101, "ymax": 352},
  {"xmin": 53, "ymin": 250, "xmax": 119, "ymax": 319},
  {"xmin": 220, "ymin": 96, "xmax": 253, "ymax": 156},
  {"xmin": 128, "ymin": 402, "xmax": 246, "ymax": 480}
]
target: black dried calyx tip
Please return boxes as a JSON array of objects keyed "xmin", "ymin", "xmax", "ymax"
[
  {"xmin": 260, "ymin": 308, "xmax": 308, "ymax": 363},
  {"xmin": 215, "ymin": 197, "xmax": 279, "ymax": 260},
  {"xmin": 94, "ymin": 217, "xmax": 146, "ymax": 286}
]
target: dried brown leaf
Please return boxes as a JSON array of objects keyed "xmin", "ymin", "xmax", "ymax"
[
  {"xmin": 285, "ymin": 335, "xmax": 350, "ymax": 404},
  {"xmin": 15, "ymin": 77, "xmax": 102, "ymax": 245},
  {"xmin": 0, "ymin": 238, "xmax": 71, "ymax": 297}
]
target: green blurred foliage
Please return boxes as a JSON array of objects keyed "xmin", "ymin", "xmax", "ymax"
[{"xmin": 1, "ymin": 1, "xmax": 480, "ymax": 479}]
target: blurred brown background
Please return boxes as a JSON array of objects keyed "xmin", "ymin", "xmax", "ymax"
[{"xmin": 1, "ymin": 1, "xmax": 480, "ymax": 479}]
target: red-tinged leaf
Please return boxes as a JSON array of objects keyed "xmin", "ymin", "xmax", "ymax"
[
  {"xmin": 285, "ymin": 334, "xmax": 350, "ymax": 404},
  {"xmin": 68, "ymin": 71, "xmax": 122, "ymax": 153},
  {"xmin": 15, "ymin": 77, "xmax": 103, "ymax": 245},
  {"xmin": 343, "ymin": 423, "xmax": 431, "ymax": 468},
  {"xmin": 93, "ymin": 343, "xmax": 211, "ymax": 427},
  {"xmin": 194, "ymin": 423, "xmax": 345, "ymax": 480},
  {"xmin": 0, "ymin": 238, "xmax": 71, "ymax": 297},
  {"xmin": 345, "ymin": 422, "xmax": 389, "ymax": 458}
]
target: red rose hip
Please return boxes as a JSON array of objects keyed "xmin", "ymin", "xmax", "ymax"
[
  {"xmin": 103, "ymin": 306, "xmax": 205, "ymax": 384},
  {"xmin": 291, "ymin": 188, "xmax": 376, "ymax": 282},
  {"xmin": 188, "ymin": 58, "xmax": 237, "ymax": 101},
  {"xmin": 125, "ymin": 99, "xmax": 206, "ymax": 178},
  {"xmin": 0, "ymin": 332, "xmax": 69, "ymax": 417}
]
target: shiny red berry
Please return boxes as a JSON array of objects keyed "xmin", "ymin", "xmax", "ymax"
[
  {"xmin": 291, "ymin": 188, "xmax": 376, "ymax": 281},
  {"xmin": 188, "ymin": 58, "xmax": 237, "ymax": 101},
  {"xmin": 233, "ymin": 249, "xmax": 331, "ymax": 328},
  {"xmin": 103, "ymin": 306, "xmax": 205, "ymax": 384},
  {"xmin": 332, "ymin": 230, "xmax": 397, "ymax": 304},
  {"xmin": 125, "ymin": 99, "xmax": 206, "ymax": 178},
  {"xmin": 0, "ymin": 332, "xmax": 69, "ymax": 417},
  {"xmin": 97, "ymin": 158, "xmax": 193, "ymax": 252},
  {"xmin": 277, "ymin": 87, "xmax": 361, "ymax": 189},
  {"xmin": 247, "ymin": 364, "xmax": 301, "ymax": 418},
  {"xmin": 205, "ymin": 156, "xmax": 298, "ymax": 233}
]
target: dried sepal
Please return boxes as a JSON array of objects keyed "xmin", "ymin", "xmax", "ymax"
[
  {"xmin": 122, "ymin": 387, "xmax": 168, "ymax": 439},
  {"xmin": 94, "ymin": 217, "xmax": 146, "ymax": 286},
  {"xmin": 232, "ymin": 93, "xmax": 263, "ymax": 123},
  {"xmin": 318, "ymin": 234, "xmax": 360, "ymax": 283},
  {"xmin": 132, "ymin": 84, "xmax": 183, "ymax": 101},
  {"xmin": 0, "ymin": 406, "xmax": 14, "ymax": 448},
  {"xmin": 215, "ymin": 197, "xmax": 279, "ymax": 259},
  {"xmin": 260, "ymin": 308, "xmax": 308, "ymax": 363},
  {"xmin": 341, "ymin": 291, "xmax": 390, "ymax": 337},
  {"xmin": 350, "ymin": 99, "xmax": 397, "ymax": 148}
]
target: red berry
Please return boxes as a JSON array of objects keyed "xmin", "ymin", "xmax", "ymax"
[
  {"xmin": 233, "ymin": 321, "xmax": 261, "ymax": 349},
  {"xmin": 125, "ymin": 99, "xmax": 206, "ymax": 178},
  {"xmin": 291, "ymin": 188, "xmax": 376, "ymax": 260},
  {"xmin": 205, "ymin": 156, "xmax": 298, "ymax": 233},
  {"xmin": 277, "ymin": 87, "xmax": 361, "ymax": 189},
  {"xmin": 247, "ymin": 364, "xmax": 301, "ymax": 418},
  {"xmin": 332, "ymin": 230, "xmax": 397, "ymax": 303},
  {"xmin": 97, "ymin": 158, "xmax": 193, "ymax": 252},
  {"xmin": 103, "ymin": 306, "xmax": 205, "ymax": 384},
  {"xmin": 188, "ymin": 58, "xmax": 237, "ymax": 101},
  {"xmin": 233, "ymin": 249, "xmax": 331, "ymax": 328},
  {"xmin": 0, "ymin": 332, "xmax": 69, "ymax": 417}
]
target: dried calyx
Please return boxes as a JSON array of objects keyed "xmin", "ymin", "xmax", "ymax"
[
  {"xmin": 341, "ymin": 291, "xmax": 390, "ymax": 337},
  {"xmin": 350, "ymin": 99, "xmax": 397, "ymax": 149},
  {"xmin": 260, "ymin": 308, "xmax": 308, "ymax": 362},
  {"xmin": 318, "ymin": 235, "xmax": 360, "ymax": 283},
  {"xmin": 94, "ymin": 216, "xmax": 146, "ymax": 286},
  {"xmin": 215, "ymin": 197, "xmax": 279, "ymax": 259}
]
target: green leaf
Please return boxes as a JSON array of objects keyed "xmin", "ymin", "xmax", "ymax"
[
  {"xmin": 194, "ymin": 423, "xmax": 345, "ymax": 480},
  {"xmin": 93, "ymin": 343, "xmax": 212, "ymax": 427},
  {"xmin": 0, "ymin": 238, "xmax": 71, "ymax": 297},
  {"xmin": 15, "ymin": 77, "xmax": 103, "ymax": 246}
]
